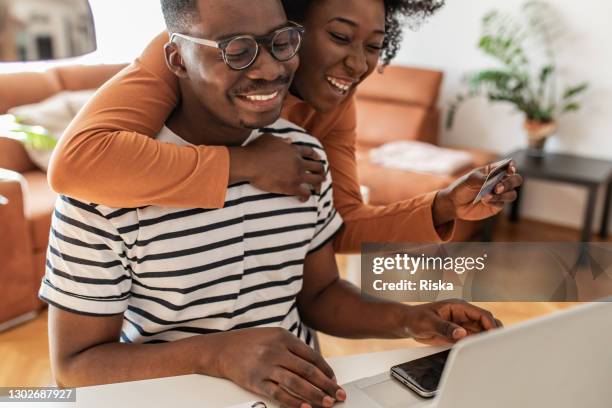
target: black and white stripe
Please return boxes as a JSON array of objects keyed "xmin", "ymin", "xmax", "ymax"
[{"xmin": 39, "ymin": 119, "xmax": 342, "ymax": 347}]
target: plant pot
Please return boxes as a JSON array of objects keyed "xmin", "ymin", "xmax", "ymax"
[{"xmin": 524, "ymin": 120, "xmax": 557, "ymax": 157}]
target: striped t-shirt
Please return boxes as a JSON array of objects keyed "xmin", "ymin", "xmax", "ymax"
[{"xmin": 39, "ymin": 118, "xmax": 343, "ymax": 347}]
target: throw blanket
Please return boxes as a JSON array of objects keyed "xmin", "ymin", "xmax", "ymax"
[{"xmin": 369, "ymin": 140, "xmax": 473, "ymax": 176}]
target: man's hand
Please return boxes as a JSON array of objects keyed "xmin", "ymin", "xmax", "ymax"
[
  {"xmin": 401, "ymin": 300, "xmax": 502, "ymax": 346},
  {"xmin": 433, "ymin": 161, "xmax": 523, "ymax": 224},
  {"xmin": 215, "ymin": 327, "xmax": 346, "ymax": 408},
  {"xmin": 229, "ymin": 134, "xmax": 326, "ymax": 202}
]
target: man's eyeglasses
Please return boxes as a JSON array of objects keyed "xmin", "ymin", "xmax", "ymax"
[{"xmin": 170, "ymin": 22, "xmax": 305, "ymax": 71}]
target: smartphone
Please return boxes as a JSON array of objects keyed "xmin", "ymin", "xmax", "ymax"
[{"xmin": 390, "ymin": 350, "xmax": 450, "ymax": 398}]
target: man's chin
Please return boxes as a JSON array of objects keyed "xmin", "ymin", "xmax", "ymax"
[{"xmin": 238, "ymin": 111, "xmax": 282, "ymax": 129}]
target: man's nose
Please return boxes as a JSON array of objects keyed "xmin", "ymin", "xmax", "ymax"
[{"xmin": 246, "ymin": 47, "xmax": 286, "ymax": 81}]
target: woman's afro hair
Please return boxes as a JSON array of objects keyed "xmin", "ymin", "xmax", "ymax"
[
  {"xmin": 281, "ymin": 0, "xmax": 445, "ymax": 66},
  {"xmin": 382, "ymin": 0, "xmax": 445, "ymax": 65}
]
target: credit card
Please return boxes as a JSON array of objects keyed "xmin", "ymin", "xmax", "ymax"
[{"xmin": 472, "ymin": 158, "xmax": 512, "ymax": 205}]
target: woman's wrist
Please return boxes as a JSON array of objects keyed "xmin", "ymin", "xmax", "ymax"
[
  {"xmin": 432, "ymin": 189, "xmax": 456, "ymax": 227},
  {"xmin": 227, "ymin": 146, "xmax": 254, "ymax": 184}
]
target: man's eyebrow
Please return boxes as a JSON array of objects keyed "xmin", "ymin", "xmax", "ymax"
[
  {"xmin": 328, "ymin": 17, "xmax": 385, "ymax": 35},
  {"xmin": 216, "ymin": 22, "xmax": 292, "ymax": 40}
]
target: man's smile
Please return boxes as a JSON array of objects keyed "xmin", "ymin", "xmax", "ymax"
[{"xmin": 234, "ymin": 87, "xmax": 285, "ymax": 112}]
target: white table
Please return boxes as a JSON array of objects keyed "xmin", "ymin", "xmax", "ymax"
[{"xmin": 18, "ymin": 347, "xmax": 444, "ymax": 408}]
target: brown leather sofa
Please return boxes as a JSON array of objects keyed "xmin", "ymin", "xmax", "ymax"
[
  {"xmin": 0, "ymin": 63, "xmax": 495, "ymax": 330},
  {"xmin": 0, "ymin": 64, "xmax": 126, "ymax": 330}
]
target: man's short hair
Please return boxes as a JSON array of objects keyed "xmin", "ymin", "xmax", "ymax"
[
  {"xmin": 281, "ymin": 0, "xmax": 309, "ymax": 22},
  {"xmin": 160, "ymin": 0, "xmax": 199, "ymax": 33}
]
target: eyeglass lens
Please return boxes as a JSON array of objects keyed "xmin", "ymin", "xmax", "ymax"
[{"xmin": 224, "ymin": 27, "xmax": 301, "ymax": 69}]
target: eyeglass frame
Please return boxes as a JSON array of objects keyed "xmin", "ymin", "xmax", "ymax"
[{"xmin": 169, "ymin": 22, "xmax": 305, "ymax": 70}]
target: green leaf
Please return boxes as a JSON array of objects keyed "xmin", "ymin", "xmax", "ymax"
[
  {"xmin": 445, "ymin": 108, "xmax": 456, "ymax": 130},
  {"xmin": 445, "ymin": 95, "xmax": 467, "ymax": 129},
  {"xmin": 562, "ymin": 102, "xmax": 580, "ymax": 113},
  {"xmin": 539, "ymin": 65, "xmax": 555, "ymax": 84},
  {"xmin": 468, "ymin": 69, "xmax": 525, "ymax": 93},
  {"xmin": 563, "ymin": 83, "xmax": 588, "ymax": 99},
  {"xmin": 482, "ymin": 10, "xmax": 498, "ymax": 25}
]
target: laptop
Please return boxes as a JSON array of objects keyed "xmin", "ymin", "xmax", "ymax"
[{"xmin": 341, "ymin": 301, "xmax": 612, "ymax": 408}]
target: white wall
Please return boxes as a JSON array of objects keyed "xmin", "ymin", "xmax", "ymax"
[{"xmin": 394, "ymin": 0, "xmax": 612, "ymax": 233}]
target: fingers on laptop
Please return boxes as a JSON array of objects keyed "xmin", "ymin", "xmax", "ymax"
[
  {"xmin": 460, "ymin": 303, "xmax": 500, "ymax": 331},
  {"xmin": 286, "ymin": 340, "xmax": 344, "ymax": 401},
  {"xmin": 433, "ymin": 318, "xmax": 467, "ymax": 341},
  {"xmin": 268, "ymin": 369, "xmax": 335, "ymax": 408},
  {"xmin": 261, "ymin": 380, "xmax": 308, "ymax": 408},
  {"xmin": 257, "ymin": 333, "xmax": 343, "ymax": 408}
]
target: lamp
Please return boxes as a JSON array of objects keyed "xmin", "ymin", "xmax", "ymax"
[
  {"xmin": 0, "ymin": 0, "xmax": 96, "ymax": 204},
  {"xmin": 0, "ymin": 0, "xmax": 96, "ymax": 62}
]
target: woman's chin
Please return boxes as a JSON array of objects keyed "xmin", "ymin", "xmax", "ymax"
[
  {"xmin": 293, "ymin": 83, "xmax": 349, "ymax": 113},
  {"xmin": 311, "ymin": 89, "xmax": 349, "ymax": 112}
]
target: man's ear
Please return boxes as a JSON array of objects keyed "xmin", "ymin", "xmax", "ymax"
[{"xmin": 164, "ymin": 42, "xmax": 189, "ymax": 78}]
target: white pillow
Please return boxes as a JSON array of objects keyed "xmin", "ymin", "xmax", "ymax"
[
  {"xmin": 369, "ymin": 140, "xmax": 474, "ymax": 176},
  {"xmin": 6, "ymin": 90, "xmax": 96, "ymax": 171}
]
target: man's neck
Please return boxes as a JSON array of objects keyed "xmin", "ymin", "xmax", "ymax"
[{"xmin": 166, "ymin": 87, "xmax": 252, "ymax": 147}]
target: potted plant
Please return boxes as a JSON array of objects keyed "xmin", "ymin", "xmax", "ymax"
[{"xmin": 446, "ymin": 0, "xmax": 588, "ymax": 156}]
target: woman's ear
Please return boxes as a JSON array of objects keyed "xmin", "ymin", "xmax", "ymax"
[{"xmin": 164, "ymin": 42, "xmax": 188, "ymax": 78}]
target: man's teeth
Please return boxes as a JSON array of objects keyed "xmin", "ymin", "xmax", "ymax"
[
  {"xmin": 244, "ymin": 91, "xmax": 278, "ymax": 101},
  {"xmin": 326, "ymin": 76, "xmax": 352, "ymax": 92}
]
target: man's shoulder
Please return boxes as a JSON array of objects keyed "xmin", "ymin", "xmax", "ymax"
[
  {"xmin": 259, "ymin": 118, "xmax": 323, "ymax": 150},
  {"xmin": 55, "ymin": 195, "xmax": 138, "ymax": 230}
]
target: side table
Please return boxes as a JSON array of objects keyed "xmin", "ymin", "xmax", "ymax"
[{"xmin": 506, "ymin": 149, "xmax": 612, "ymax": 242}]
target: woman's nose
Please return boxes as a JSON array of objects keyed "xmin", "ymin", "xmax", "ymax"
[{"xmin": 344, "ymin": 45, "xmax": 368, "ymax": 78}]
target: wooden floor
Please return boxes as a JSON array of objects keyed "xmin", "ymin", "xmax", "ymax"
[{"xmin": 0, "ymin": 217, "xmax": 607, "ymax": 387}]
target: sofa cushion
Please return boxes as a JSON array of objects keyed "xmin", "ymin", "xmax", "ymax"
[
  {"xmin": 0, "ymin": 71, "xmax": 62, "ymax": 114},
  {"xmin": 0, "ymin": 177, "xmax": 39, "ymax": 324},
  {"xmin": 357, "ymin": 156, "xmax": 452, "ymax": 205},
  {"xmin": 369, "ymin": 141, "xmax": 474, "ymax": 175},
  {"xmin": 8, "ymin": 90, "xmax": 97, "ymax": 138},
  {"xmin": 356, "ymin": 66, "xmax": 443, "ymax": 108},
  {"xmin": 356, "ymin": 100, "xmax": 427, "ymax": 148},
  {"xmin": 52, "ymin": 64, "xmax": 128, "ymax": 91},
  {"xmin": 22, "ymin": 171, "xmax": 56, "ymax": 251},
  {"xmin": 7, "ymin": 90, "xmax": 97, "ymax": 171},
  {"xmin": 0, "ymin": 136, "xmax": 35, "ymax": 173}
]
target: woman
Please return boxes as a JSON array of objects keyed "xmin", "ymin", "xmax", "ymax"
[{"xmin": 49, "ymin": 0, "xmax": 522, "ymax": 251}]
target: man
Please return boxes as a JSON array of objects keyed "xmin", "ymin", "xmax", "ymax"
[{"xmin": 41, "ymin": 1, "xmax": 500, "ymax": 407}]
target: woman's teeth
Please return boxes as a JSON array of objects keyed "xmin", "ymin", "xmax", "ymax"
[
  {"xmin": 244, "ymin": 91, "xmax": 279, "ymax": 101},
  {"xmin": 326, "ymin": 76, "xmax": 352, "ymax": 94}
]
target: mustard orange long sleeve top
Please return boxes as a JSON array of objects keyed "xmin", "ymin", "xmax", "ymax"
[{"xmin": 49, "ymin": 32, "xmax": 452, "ymax": 253}]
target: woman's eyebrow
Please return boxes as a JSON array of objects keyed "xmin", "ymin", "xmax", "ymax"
[{"xmin": 328, "ymin": 17, "xmax": 385, "ymax": 35}]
